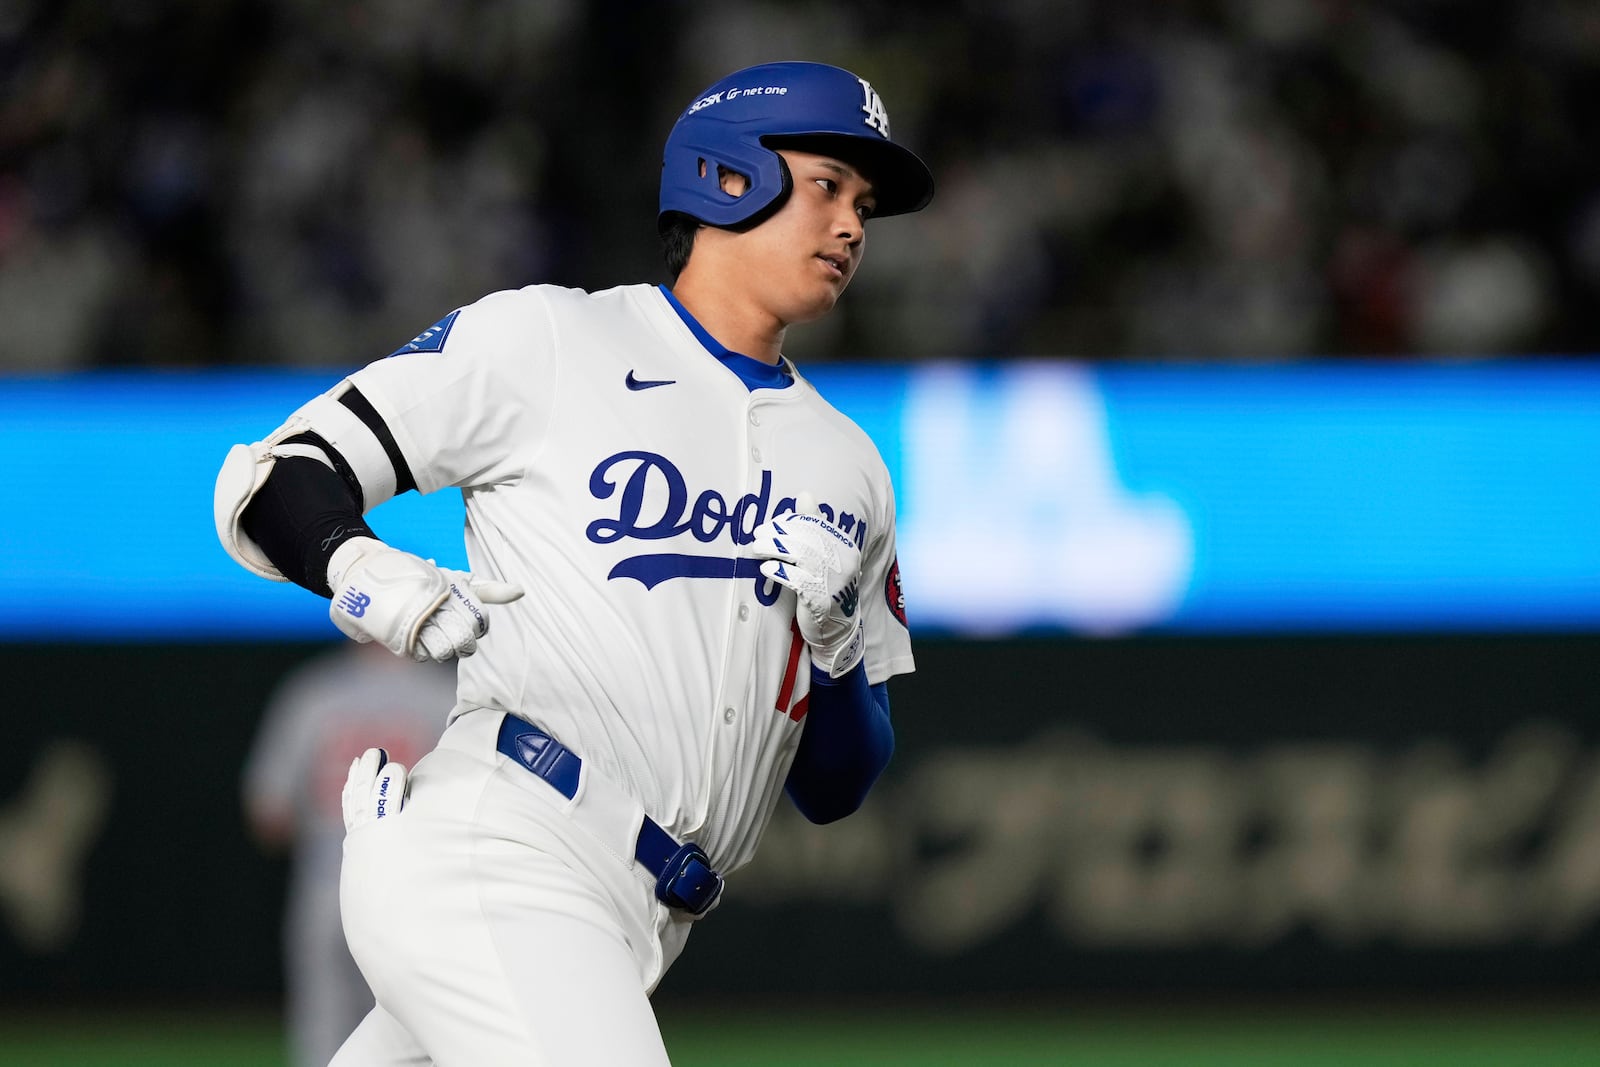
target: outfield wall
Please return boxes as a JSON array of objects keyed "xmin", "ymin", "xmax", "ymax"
[{"xmin": 3, "ymin": 635, "xmax": 1597, "ymax": 1002}]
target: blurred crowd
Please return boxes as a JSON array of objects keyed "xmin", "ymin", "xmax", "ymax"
[{"xmin": 3, "ymin": 0, "xmax": 1599, "ymax": 370}]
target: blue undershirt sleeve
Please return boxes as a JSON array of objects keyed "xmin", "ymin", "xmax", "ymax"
[{"xmin": 783, "ymin": 663, "xmax": 894, "ymax": 824}]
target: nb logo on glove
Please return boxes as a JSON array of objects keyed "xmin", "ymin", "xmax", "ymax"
[
  {"xmin": 325, "ymin": 537, "xmax": 525, "ymax": 663},
  {"xmin": 338, "ymin": 589, "xmax": 372, "ymax": 618}
]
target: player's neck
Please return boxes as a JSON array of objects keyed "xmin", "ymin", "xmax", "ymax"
[{"xmin": 669, "ymin": 273, "xmax": 786, "ymax": 366}]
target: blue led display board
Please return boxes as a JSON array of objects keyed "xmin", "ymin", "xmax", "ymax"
[{"xmin": 2, "ymin": 361, "xmax": 1596, "ymax": 640}]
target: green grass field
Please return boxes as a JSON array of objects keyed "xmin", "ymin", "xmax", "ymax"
[{"xmin": 2, "ymin": 1001, "xmax": 1598, "ymax": 1066}]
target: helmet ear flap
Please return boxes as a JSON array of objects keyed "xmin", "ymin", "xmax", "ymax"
[
  {"xmin": 657, "ymin": 151, "xmax": 792, "ymax": 236},
  {"xmin": 720, "ymin": 150, "xmax": 792, "ymax": 232}
]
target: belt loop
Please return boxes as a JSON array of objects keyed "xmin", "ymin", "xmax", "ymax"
[{"xmin": 497, "ymin": 718, "xmax": 582, "ymax": 800}]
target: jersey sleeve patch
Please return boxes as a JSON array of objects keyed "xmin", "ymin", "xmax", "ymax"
[
  {"xmin": 388, "ymin": 309, "xmax": 461, "ymax": 356},
  {"xmin": 885, "ymin": 557, "xmax": 907, "ymax": 628}
]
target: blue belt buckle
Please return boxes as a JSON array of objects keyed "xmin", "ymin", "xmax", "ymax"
[{"xmin": 657, "ymin": 842, "xmax": 723, "ymax": 915}]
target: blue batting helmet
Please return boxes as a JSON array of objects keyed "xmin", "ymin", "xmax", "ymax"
[{"xmin": 659, "ymin": 61, "xmax": 935, "ymax": 232}]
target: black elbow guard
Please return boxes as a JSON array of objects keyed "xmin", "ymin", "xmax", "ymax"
[{"xmin": 240, "ymin": 455, "xmax": 375, "ymax": 597}]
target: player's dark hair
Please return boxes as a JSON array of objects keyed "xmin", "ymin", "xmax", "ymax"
[{"xmin": 660, "ymin": 213, "xmax": 700, "ymax": 280}]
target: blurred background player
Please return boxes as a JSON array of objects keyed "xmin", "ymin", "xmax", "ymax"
[{"xmin": 241, "ymin": 640, "xmax": 453, "ymax": 1067}]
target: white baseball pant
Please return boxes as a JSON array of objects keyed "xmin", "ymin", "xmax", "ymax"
[{"xmin": 330, "ymin": 708, "xmax": 692, "ymax": 1066}]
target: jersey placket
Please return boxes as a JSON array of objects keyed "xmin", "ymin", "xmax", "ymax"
[{"xmin": 693, "ymin": 392, "xmax": 777, "ymax": 858}]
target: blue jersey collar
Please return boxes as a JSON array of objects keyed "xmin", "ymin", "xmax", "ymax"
[{"xmin": 657, "ymin": 285, "xmax": 792, "ymax": 392}]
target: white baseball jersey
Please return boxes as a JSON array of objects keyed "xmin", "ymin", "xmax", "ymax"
[{"xmin": 312, "ymin": 281, "xmax": 913, "ymax": 874}]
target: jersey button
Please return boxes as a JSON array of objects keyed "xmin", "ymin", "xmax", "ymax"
[
  {"xmin": 738, "ymin": 604, "xmax": 750, "ymax": 621},
  {"xmin": 750, "ymin": 446, "xmax": 762, "ymax": 462},
  {"xmin": 723, "ymin": 707, "xmax": 736, "ymax": 724},
  {"xmin": 748, "ymin": 411, "xmax": 761, "ymax": 426}
]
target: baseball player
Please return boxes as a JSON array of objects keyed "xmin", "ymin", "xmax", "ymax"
[
  {"xmin": 242, "ymin": 641, "xmax": 454, "ymax": 1067},
  {"xmin": 213, "ymin": 60, "xmax": 931, "ymax": 1065}
]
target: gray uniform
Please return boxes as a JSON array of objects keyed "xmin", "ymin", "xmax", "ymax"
[{"xmin": 242, "ymin": 642, "xmax": 455, "ymax": 1067}]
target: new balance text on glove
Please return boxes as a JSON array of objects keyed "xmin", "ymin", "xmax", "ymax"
[
  {"xmin": 342, "ymin": 747, "xmax": 409, "ymax": 832},
  {"xmin": 749, "ymin": 491, "xmax": 865, "ymax": 678},
  {"xmin": 327, "ymin": 537, "xmax": 524, "ymax": 662}
]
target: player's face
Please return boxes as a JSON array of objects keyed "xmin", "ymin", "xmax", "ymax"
[{"xmin": 742, "ymin": 149, "xmax": 878, "ymax": 324}]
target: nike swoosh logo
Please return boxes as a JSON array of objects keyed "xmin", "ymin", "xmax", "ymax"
[{"xmin": 625, "ymin": 370, "xmax": 676, "ymax": 391}]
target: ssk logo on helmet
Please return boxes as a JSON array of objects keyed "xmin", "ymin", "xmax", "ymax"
[
  {"xmin": 688, "ymin": 85, "xmax": 789, "ymax": 115},
  {"xmin": 858, "ymin": 78, "xmax": 890, "ymax": 138},
  {"xmin": 687, "ymin": 90, "xmax": 725, "ymax": 114}
]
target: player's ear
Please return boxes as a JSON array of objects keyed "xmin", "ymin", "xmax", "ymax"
[
  {"xmin": 699, "ymin": 159, "xmax": 749, "ymax": 198},
  {"xmin": 718, "ymin": 166, "xmax": 748, "ymax": 197}
]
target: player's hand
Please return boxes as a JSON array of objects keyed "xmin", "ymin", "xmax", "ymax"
[
  {"xmin": 750, "ymin": 491, "xmax": 865, "ymax": 678},
  {"xmin": 326, "ymin": 537, "xmax": 524, "ymax": 662},
  {"xmin": 413, "ymin": 565, "xmax": 525, "ymax": 661},
  {"xmin": 341, "ymin": 747, "xmax": 408, "ymax": 832}
]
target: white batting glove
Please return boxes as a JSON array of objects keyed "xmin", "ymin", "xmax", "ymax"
[
  {"xmin": 750, "ymin": 491, "xmax": 865, "ymax": 678},
  {"xmin": 326, "ymin": 537, "xmax": 524, "ymax": 662},
  {"xmin": 341, "ymin": 747, "xmax": 409, "ymax": 832}
]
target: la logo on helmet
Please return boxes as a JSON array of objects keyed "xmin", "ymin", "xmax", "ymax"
[{"xmin": 858, "ymin": 78, "xmax": 890, "ymax": 138}]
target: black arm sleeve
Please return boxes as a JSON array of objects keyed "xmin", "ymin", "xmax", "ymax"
[{"xmin": 240, "ymin": 454, "xmax": 378, "ymax": 598}]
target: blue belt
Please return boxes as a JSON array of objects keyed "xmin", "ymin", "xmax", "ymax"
[{"xmin": 494, "ymin": 714, "xmax": 723, "ymax": 916}]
